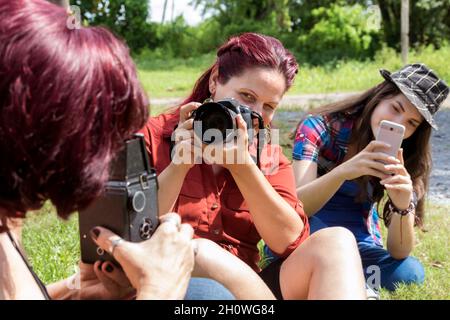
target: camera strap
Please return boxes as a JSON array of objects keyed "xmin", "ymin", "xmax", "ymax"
[
  {"xmin": 6, "ymin": 230, "xmax": 51, "ymax": 300},
  {"xmin": 252, "ymin": 111, "xmax": 266, "ymax": 169},
  {"xmin": 169, "ymin": 124, "xmax": 178, "ymax": 162}
]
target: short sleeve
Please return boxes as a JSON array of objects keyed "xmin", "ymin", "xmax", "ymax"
[
  {"xmin": 263, "ymin": 146, "xmax": 310, "ymax": 257},
  {"xmin": 292, "ymin": 115, "xmax": 329, "ymax": 162},
  {"xmin": 137, "ymin": 111, "xmax": 179, "ymax": 175}
]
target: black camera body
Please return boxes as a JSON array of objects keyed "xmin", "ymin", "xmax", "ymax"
[
  {"xmin": 191, "ymin": 98, "xmax": 265, "ymax": 166},
  {"xmin": 79, "ymin": 134, "xmax": 159, "ymax": 264},
  {"xmin": 191, "ymin": 98, "xmax": 264, "ymax": 145}
]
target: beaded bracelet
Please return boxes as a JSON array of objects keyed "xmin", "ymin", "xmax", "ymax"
[
  {"xmin": 387, "ymin": 199, "xmax": 416, "ymax": 216},
  {"xmin": 386, "ymin": 194, "xmax": 417, "ymax": 245}
]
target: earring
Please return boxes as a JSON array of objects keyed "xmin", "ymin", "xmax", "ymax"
[{"xmin": 203, "ymin": 96, "xmax": 214, "ymax": 103}]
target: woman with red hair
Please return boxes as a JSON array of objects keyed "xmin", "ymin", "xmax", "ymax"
[
  {"xmin": 0, "ymin": 0, "xmax": 201, "ymax": 300},
  {"xmin": 140, "ymin": 33, "xmax": 368, "ymax": 299}
]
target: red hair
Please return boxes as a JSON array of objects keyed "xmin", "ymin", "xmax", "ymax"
[
  {"xmin": 182, "ymin": 33, "xmax": 299, "ymax": 105},
  {"xmin": 0, "ymin": 0, "xmax": 149, "ymax": 227}
]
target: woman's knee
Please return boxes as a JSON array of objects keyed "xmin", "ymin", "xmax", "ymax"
[
  {"xmin": 312, "ymin": 227, "xmax": 358, "ymax": 251},
  {"xmin": 193, "ymin": 238, "xmax": 216, "ymax": 251},
  {"xmin": 384, "ymin": 256, "xmax": 425, "ymax": 291},
  {"xmin": 301, "ymin": 227, "xmax": 360, "ymax": 264}
]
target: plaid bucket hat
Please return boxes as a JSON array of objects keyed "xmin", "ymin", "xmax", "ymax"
[{"xmin": 380, "ymin": 63, "xmax": 449, "ymax": 129}]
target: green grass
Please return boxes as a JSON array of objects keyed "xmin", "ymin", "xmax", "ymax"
[
  {"xmin": 379, "ymin": 203, "xmax": 450, "ymax": 300},
  {"xmin": 136, "ymin": 46, "xmax": 450, "ymax": 99},
  {"xmin": 22, "ymin": 203, "xmax": 80, "ymax": 284},
  {"xmin": 135, "ymin": 53, "xmax": 215, "ymax": 99},
  {"xmin": 22, "ymin": 198, "xmax": 450, "ymax": 299}
]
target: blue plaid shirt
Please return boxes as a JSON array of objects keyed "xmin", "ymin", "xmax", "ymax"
[{"xmin": 293, "ymin": 111, "xmax": 383, "ymax": 246}]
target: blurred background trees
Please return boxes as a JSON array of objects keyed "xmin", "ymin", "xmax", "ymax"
[{"xmin": 58, "ymin": 0, "xmax": 449, "ymax": 66}]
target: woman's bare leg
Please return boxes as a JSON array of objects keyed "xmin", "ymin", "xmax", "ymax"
[
  {"xmin": 280, "ymin": 227, "xmax": 366, "ymax": 300},
  {"xmin": 192, "ymin": 238, "xmax": 275, "ymax": 299}
]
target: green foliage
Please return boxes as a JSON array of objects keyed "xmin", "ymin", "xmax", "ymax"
[
  {"xmin": 71, "ymin": 1, "xmax": 450, "ymax": 67},
  {"xmin": 133, "ymin": 45, "xmax": 450, "ymax": 99},
  {"xmin": 294, "ymin": 3, "xmax": 382, "ymax": 65},
  {"xmin": 192, "ymin": 0, "xmax": 292, "ymax": 32},
  {"xmin": 377, "ymin": 0, "xmax": 450, "ymax": 50},
  {"xmin": 153, "ymin": 16, "xmax": 201, "ymax": 58},
  {"xmin": 74, "ymin": 0, "xmax": 157, "ymax": 53}
]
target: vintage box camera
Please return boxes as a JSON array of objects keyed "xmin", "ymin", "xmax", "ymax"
[{"xmin": 79, "ymin": 133, "xmax": 159, "ymax": 264}]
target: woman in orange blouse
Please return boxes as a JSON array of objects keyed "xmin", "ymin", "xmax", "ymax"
[{"xmin": 140, "ymin": 33, "xmax": 367, "ymax": 299}]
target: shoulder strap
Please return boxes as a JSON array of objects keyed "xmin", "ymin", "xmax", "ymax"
[{"xmin": 6, "ymin": 230, "xmax": 51, "ymax": 300}]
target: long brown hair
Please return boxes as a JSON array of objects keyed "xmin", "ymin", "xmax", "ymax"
[{"xmin": 294, "ymin": 81, "xmax": 431, "ymax": 228}]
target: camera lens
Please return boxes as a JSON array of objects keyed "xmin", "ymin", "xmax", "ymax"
[
  {"xmin": 139, "ymin": 218, "xmax": 153, "ymax": 240},
  {"xmin": 203, "ymin": 110, "xmax": 229, "ymax": 134},
  {"xmin": 130, "ymin": 191, "xmax": 146, "ymax": 213},
  {"xmin": 194, "ymin": 103, "xmax": 234, "ymax": 144}
]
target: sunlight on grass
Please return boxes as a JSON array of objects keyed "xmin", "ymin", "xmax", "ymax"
[
  {"xmin": 379, "ymin": 203, "xmax": 450, "ymax": 300},
  {"xmin": 23, "ymin": 200, "xmax": 449, "ymax": 299},
  {"xmin": 22, "ymin": 203, "xmax": 80, "ymax": 284},
  {"xmin": 136, "ymin": 46, "xmax": 450, "ymax": 99}
]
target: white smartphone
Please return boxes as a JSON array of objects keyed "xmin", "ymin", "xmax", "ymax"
[{"xmin": 375, "ymin": 120, "xmax": 405, "ymax": 159}]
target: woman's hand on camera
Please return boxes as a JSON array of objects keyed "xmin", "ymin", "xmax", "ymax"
[
  {"xmin": 336, "ymin": 140, "xmax": 400, "ymax": 181},
  {"xmin": 171, "ymin": 102, "xmax": 202, "ymax": 171},
  {"xmin": 76, "ymin": 261, "xmax": 135, "ymax": 300},
  {"xmin": 207, "ymin": 114, "xmax": 254, "ymax": 172},
  {"xmin": 380, "ymin": 148, "xmax": 414, "ymax": 210},
  {"xmin": 90, "ymin": 213, "xmax": 195, "ymax": 300}
]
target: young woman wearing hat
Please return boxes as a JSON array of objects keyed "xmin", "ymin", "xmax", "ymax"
[{"xmin": 280, "ymin": 63, "xmax": 449, "ymax": 292}]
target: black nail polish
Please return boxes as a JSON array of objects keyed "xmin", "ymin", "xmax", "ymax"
[
  {"xmin": 98, "ymin": 262, "xmax": 103, "ymax": 271},
  {"xmin": 105, "ymin": 264, "xmax": 114, "ymax": 273},
  {"xmin": 90, "ymin": 228, "xmax": 100, "ymax": 239}
]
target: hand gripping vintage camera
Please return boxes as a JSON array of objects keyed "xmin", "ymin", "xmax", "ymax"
[
  {"xmin": 191, "ymin": 98, "xmax": 265, "ymax": 166},
  {"xmin": 79, "ymin": 134, "xmax": 159, "ymax": 264}
]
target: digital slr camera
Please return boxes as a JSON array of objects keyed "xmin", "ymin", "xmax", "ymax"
[
  {"xmin": 79, "ymin": 134, "xmax": 159, "ymax": 264},
  {"xmin": 191, "ymin": 98, "xmax": 265, "ymax": 166}
]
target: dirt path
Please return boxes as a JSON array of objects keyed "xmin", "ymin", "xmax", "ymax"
[
  {"xmin": 429, "ymin": 108, "xmax": 450, "ymax": 205},
  {"xmin": 150, "ymin": 92, "xmax": 450, "ymax": 109}
]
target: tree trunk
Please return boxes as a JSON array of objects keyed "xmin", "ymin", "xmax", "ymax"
[
  {"xmin": 401, "ymin": 0, "xmax": 409, "ymax": 64},
  {"xmin": 162, "ymin": 0, "xmax": 168, "ymax": 24},
  {"xmin": 171, "ymin": 0, "xmax": 175, "ymax": 22},
  {"xmin": 377, "ymin": 0, "xmax": 400, "ymax": 49}
]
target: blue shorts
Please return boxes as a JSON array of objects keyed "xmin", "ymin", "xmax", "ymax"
[{"xmin": 263, "ymin": 216, "xmax": 425, "ymax": 291}]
